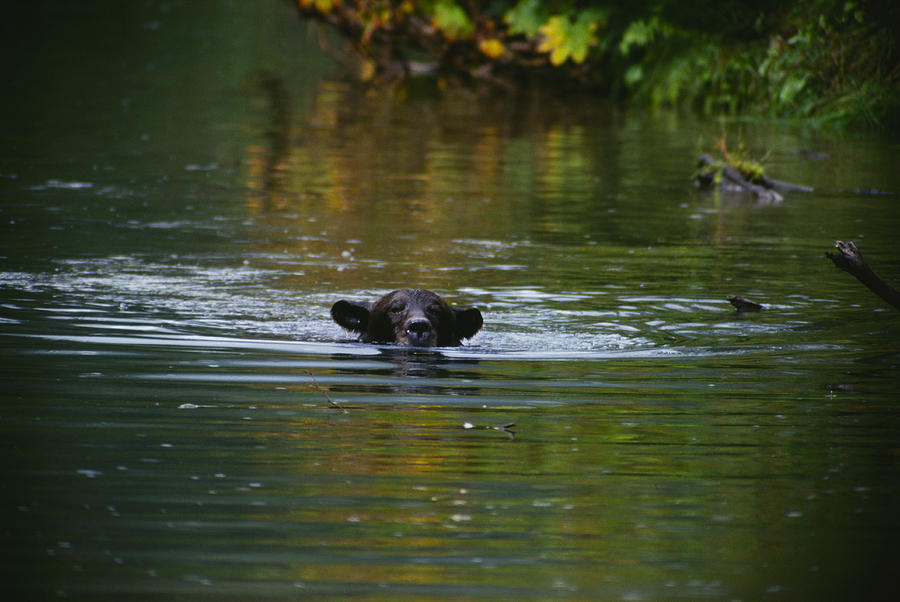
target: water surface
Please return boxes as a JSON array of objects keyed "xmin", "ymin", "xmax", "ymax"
[{"xmin": 2, "ymin": 1, "xmax": 900, "ymax": 600}]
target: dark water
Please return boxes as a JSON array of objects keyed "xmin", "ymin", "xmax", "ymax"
[{"xmin": 3, "ymin": 1, "xmax": 900, "ymax": 600}]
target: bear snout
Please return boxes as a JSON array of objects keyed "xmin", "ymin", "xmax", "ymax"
[{"xmin": 403, "ymin": 317, "xmax": 435, "ymax": 346}]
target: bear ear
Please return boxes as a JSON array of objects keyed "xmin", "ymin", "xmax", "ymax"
[
  {"xmin": 331, "ymin": 300, "xmax": 372, "ymax": 334},
  {"xmin": 453, "ymin": 307, "xmax": 483, "ymax": 340}
]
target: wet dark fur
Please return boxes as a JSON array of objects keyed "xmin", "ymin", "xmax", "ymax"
[{"xmin": 331, "ymin": 289, "xmax": 483, "ymax": 347}]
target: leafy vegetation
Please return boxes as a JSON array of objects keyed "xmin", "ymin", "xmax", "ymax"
[
  {"xmin": 293, "ymin": 0, "xmax": 900, "ymax": 128},
  {"xmin": 694, "ymin": 136, "xmax": 769, "ymax": 188}
]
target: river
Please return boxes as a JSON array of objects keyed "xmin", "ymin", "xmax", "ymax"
[{"xmin": 2, "ymin": 1, "xmax": 899, "ymax": 599}]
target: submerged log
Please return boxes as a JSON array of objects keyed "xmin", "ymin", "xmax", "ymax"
[
  {"xmin": 695, "ymin": 153, "xmax": 811, "ymax": 203},
  {"xmin": 720, "ymin": 162, "xmax": 782, "ymax": 203},
  {"xmin": 759, "ymin": 175, "xmax": 813, "ymax": 194},
  {"xmin": 825, "ymin": 240, "xmax": 900, "ymax": 310}
]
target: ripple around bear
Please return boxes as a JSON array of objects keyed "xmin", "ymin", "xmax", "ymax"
[{"xmin": 331, "ymin": 289, "xmax": 483, "ymax": 347}]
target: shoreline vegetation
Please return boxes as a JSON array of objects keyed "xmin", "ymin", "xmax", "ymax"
[{"xmin": 292, "ymin": 0, "xmax": 899, "ymax": 129}]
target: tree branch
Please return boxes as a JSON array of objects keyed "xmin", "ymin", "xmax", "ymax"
[{"xmin": 825, "ymin": 240, "xmax": 900, "ymax": 310}]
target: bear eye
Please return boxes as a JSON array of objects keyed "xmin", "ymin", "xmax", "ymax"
[
  {"xmin": 389, "ymin": 303, "xmax": 406, "ymax": 314},
  {"xmin": 426, "ymin": 303, "xmax": 442, "ymax": 315}
]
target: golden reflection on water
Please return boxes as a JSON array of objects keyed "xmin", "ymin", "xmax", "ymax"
[{"xmin": 243, "ymin": 80, "xmax": 623, "ymax": 243}]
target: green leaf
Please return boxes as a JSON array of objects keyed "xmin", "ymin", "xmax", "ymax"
[
  {"xmin": 778, "ymin": 74, "xmax": 809, "ymax": 103},
  {"xmin": 504, "ymin": 0, "xmax": 545, "ymax": 37},
  {"xmin": 431, "ymin": 0, "xmax": 473, "ymax": 39},
  {"xmin": 624, "ymin": 64, "xmax": 644, "ymax": 87},
  {"xmin": 619, "ymin": 17, "xmax": 675, "ymax": 55},
  {"xmin": 569, "ymin": 9, "xmax": 604, "ymax": 62}
]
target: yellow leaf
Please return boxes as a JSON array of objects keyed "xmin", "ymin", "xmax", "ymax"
[
  {"xmin": 299, "ymin": 0, "xmax": 336, "ymax": 13},
  {"xmin": 550, "ymin": 46, "xmax": 567, "ymax": 66},
  {"xmin": 537, "ymin": 16, "xmax": 568, "ymax": 55},
  {"xmin": 536, "ymin": 12, "xmax": 599, "ymax": 66},
  {"xmin": 358, "ymin": 58, "xmax": 376, "ymax": 83},
  {"xmin": 478, "ymin": 38, "xmax": 506, "ymax": 59}
]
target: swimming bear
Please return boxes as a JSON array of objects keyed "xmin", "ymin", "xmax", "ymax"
[{"xmin": 331, "ymin": 289, "xmax": 483, "ymax": 346}]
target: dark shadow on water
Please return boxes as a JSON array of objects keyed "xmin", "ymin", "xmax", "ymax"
[{"xmin": 328, "ymin": 345, "xmax": 483, "ymax": 398}]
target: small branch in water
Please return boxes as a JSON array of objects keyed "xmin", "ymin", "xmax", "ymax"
[
  {"xmin": 305, "ymin": 370, "xmax": 348, "ymax": 413},
  {"xmin": 492, "ymin": 422, "xmax": 517, "ymax": 440},
  {"xmin": 727, "ymin": 295, "xmax": 763, "ymax": 312},
  {"xmin": 463, "ymin": 421, "xmax": 516, "ymax": 440},
  {"xmin": 825, "ymin": 240, "xmax": 900, "ymax": 310}
]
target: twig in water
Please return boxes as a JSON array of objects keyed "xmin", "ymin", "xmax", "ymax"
[
  {"xmin": 492, "ymin": 422, "xmax": 517, "ymax": 440},
  {"xmin": 464, "ymin": 421, "xmax": 516, "ymax": 440},
  {"xmin": 305, "ymin": 370, "xmax": 348, "ymax": 413}
]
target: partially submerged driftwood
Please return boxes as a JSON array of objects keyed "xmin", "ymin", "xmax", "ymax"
[
  {"xmin": 825, "ymin": 240, "xmax": 900, "ymax": 310},
  {"xmin": 695, "ymin": 153, "xmax": 812, "ymax": 204},
  {"xmin": 727, "ymin": 295, "xmax": 763, "ymax": 312}
]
